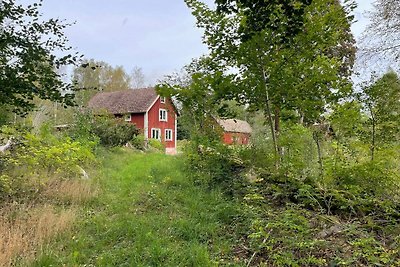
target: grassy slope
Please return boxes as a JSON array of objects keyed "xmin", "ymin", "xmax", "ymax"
[{"xmin": 32, "ymin": 149, "xmax": 242, "ymax": 266}]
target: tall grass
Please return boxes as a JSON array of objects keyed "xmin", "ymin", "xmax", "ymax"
[
  {"xmin": 43, "ymin": 179, "xmax": 98, "ymax": 204},
  {"xmin": 0, "ymin": 204, "xmax": 76, "ymax": 266},
  {"xmin": 0, "ymin": 175, "xmax": 97, "ymax": 266},
  {"xmin": 32, "ymin": 149, "xmax": 244, "ymax": 266}
]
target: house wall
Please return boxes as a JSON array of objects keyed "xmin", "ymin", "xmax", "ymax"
[
  {"xmin": 147, "ymin": 97, "xmax": 176, "ymax": 149},
  {"xmin": 115, "ymin": 113, "xmax": 145, "ymax": 132},
  {"xmin": 223, "ymin": 132, "xmax": 251, "ymax": 145},
  {"xmin": 130, "ymin": 113, "xmax": 145, "ymax": 131}
]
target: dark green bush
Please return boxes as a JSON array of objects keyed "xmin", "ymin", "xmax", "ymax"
[
  {"xmin": 91, "ymin": 116, "xmax": 139, "ymax": 147},
  {"xmin": 68, "ymin": 111, "xmax": 139, "ymax": 147},
  {"xmin": 183, "ymin": 138, "xmax": 247, "ymax": 195}
]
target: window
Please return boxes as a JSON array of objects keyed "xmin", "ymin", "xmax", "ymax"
[
  {"xmin": 159, "ymin": 109, "xmax": 167, "ymax": 121},
  {"xmin": 124, "ymin": 114, "xmax": 131, "ymax": 122},
  {"xmin": 165, "ymin": 129, "xmax": 173, "ymax": 141},
  {"xmin": 160, "ymin": 96, "xmax": 166, "ymax": 103},
  {"xmin": 151, "ymin": 128, "xmax": 161, "ymax": 140}
]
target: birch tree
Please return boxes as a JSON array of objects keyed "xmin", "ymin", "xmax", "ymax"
[{"xmin": 181, "ymin": 0, "xmax": 356, "ymax": 168}]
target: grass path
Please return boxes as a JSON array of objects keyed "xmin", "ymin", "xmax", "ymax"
[{"xmin": 32, "ymin": 149, "xmax": 242, "ymax": 266}]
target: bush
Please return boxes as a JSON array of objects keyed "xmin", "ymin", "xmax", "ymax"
[
  {"xmin": 131, "ymin": 135, "xmax": 145, "ymax": 150},
  {"xmin": 0, "ymin": 127, "xmax": 97, "ymax": 201},
  {"xmin": 68, "ymin": 111, "xmax": 139, "ymax": 147},
  {"xmin": 91, "ymin": 116, "xmax": 139, "ymax": 147},
  {"xmin": 148, "ymin": 139, "xmax": 165, "ymax": 151},
  {"xmin": 183, "ymin": 138, "xmax": 247, "ymax": 195}
]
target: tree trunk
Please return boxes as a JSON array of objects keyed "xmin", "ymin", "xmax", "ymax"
[
  {"xmin": 368, "ymin": 104, "xmax": 376, "ymax": 161},
  {"xmin": 261, "ymin": 70, "xmax": 279, "ymax": 170},
  {"xmin": 274, "ymin": 106, "xmax": 282, "ymax": 161},
  {"xmin": 313, "ymin": 131, "xmax": 323, "ymax": 177},
  {"xmin": 371, "ymin": 116, "xmax": 376, "ymax": 161}
]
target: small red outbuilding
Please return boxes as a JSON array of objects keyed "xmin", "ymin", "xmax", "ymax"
[
  {"xmin": 216, "ymin": 118, "xmax": 252, "ymax": 145},
  {"xmin": 88, "ymin": 88, "xmax": 177, "ymax": 154}
]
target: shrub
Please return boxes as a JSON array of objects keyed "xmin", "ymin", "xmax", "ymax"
[
  {"xmin": 0, "ymin": 128, "xmax": 97, "ymax": 200},
  {"xmin": 148, "ymin": 139, "xmax": 165, "ymax": 151},
  {"xmin": 183, "ymin": 138, "xmax": 247, "ymax": 195},
  {"xmin": 68, "ymin": 111, "xmax": 139, "ymax": 147},
  {"xmin": 91, "ymin": 116, "xmax": 139, "ymax": 147},
  {"xmin": 131, "ymin": 135, "xmax": 146, "ymax": 150}
]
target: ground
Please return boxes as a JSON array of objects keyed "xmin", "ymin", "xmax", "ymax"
[{"xmin": 30, "ymin": 149, "xmax": 242, "ymax": 266}]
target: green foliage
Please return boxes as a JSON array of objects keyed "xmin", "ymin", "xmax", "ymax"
[
  {"xmin": 244, "ymin": 200, "xmax": 400, "ymax": 266},
  {"xmin": 148, "ymin": 139, "xmax": 165, "ymax": 151},
  {"xmin": 359, "ymin": 71, "xmax": 400, "ymax": 147},
  {"xmin": 0, "ymin": 174, "xmax": 12, "ymax": 199},
  {"xmin": 32, "ymin": 151, "xmax": 243, "ymax": 266},
  {"xmin": 72, "ymin": 59, "xmax": 135, "ymax": 106},
  {"xmin": 0, "ymin": 125, "xmax": 96, "ymax": 201},
  {"xmin": 68, "ymin": 111, "xmax": 139, "ymax": 147},
  {"xmin": 248, "ymin": 206, "xmax": 328, "ymax": 266},
  {"xmin": 0, "ymin": 0, "xmax": 82, "ymax": 113},
  {"xmin": 215, "ymin": 0, "xmax": 313, "ymax": 42},
  {"xmin": 330, "ymin": 101, "xmax": 365, "ymax": 141},
  {"xmin": 90, "ymin": 116, "xmax": 139, "ymax": 147},
  {"xmin": 183, "ymin": 138, "xmax": 248, "ymax": 197},
  {"xmin": 14, "ymin": 133, "xmax": 95, "ymax": 176},
  {"xmin": 130, "ymin": 135, "xmax": 146, "ymax": 150},
  {"xmin": 176, "ymin": 0, "xmax": 356, "ymax": 168}
]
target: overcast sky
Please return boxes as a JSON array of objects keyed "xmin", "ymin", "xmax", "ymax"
[{"xmin": 28, "ymin": 0, "xmax": 375, "ymax": 84}]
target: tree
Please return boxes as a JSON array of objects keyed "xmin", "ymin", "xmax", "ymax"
[
  {"xmin": 358, "ymin": 71, "xmax": 400, "ymax": 160},
  {"xmin": 131, "ymin": 66, "xmax": 146, "ymax": 89},
  {"xmin": 178, "ymin": 0, "xmax": 355, "ymax": 168},
  {"xmin": 0, "ymin": 0, "xmax": 82, "ymax": 113},
  {"xmin": 361, "ymin": 0, "xmax": 400, "ymax": 63},
  {"xmin": 103, "ymin": 65, "xmax": 131, "ymax": 92},
  {"xmin": 73, "ymin": 60, "xmax": 133, "ymax": 106},
  {"xmin": 72, "ymin": 59, "xmax": 106, "ymax": 106}
]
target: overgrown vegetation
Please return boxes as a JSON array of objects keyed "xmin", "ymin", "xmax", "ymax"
[
  {"xmin": 1, "ymin": 0, "xmax": 400, "ymax": 265},
  {"xmin": 155, "ymin": 0, "xmax": 400, "ymax": 265},
  {"xmin": 0, "ymin": 124, "xmax": 98, "ymax": 266},
  {"xmin": 31, "ymin": 151, "xmax": 243, "ymax": 266}
]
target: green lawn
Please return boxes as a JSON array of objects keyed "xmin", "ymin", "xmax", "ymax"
[{"xmin": 32, "ymin": 149, "xmax": 242, "ymax": 266}]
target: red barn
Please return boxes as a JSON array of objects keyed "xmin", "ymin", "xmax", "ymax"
[
  {"xmin": 88, "ymin": 88, "xmax": 178, "ymax": 154},
  {"xmin": 216, "ymin": 118, "xmax": 252, "ymax": 145}
]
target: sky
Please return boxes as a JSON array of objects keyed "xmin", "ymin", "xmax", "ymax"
[{"xmin": 25, "ymin": 0, "xmax": 375, "ymax": 85}]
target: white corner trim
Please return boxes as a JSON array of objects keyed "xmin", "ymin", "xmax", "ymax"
[
  {"xmin": 174, "ymin": 114, "xmax": 177, "ymax": 149},
  {"xmin": 144, "ymin": 111, "xmax": 149, "ymax": 140}
]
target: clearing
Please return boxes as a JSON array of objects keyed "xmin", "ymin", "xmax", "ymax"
[{"xmin": 31, "ymin": 150, "xmax": 242, "ymax": 266}]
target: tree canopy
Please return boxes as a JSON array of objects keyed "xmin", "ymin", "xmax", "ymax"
[
  {"xmin": 73, "ymin": 59, "xmax": 146, "ymax": 106},
  {"xmin": 160, "ymin": 0, "xmax": 356, "ymax": 167},
  {"xmin": 362, "ymin": 0, "xmax": 400, "ymax": 64},
  {"xmin": 0, "ymin": 0, "xmax": 81, "ymax": 113}
]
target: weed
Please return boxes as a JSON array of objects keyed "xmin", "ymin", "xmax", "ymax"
[{"xmin": 0, "ymin": 204, "xmax": 76, "ymax": 266}]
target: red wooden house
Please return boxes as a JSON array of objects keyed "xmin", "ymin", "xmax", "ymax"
[
  {"xmin": 88, "ymin": 88, "xmax": 177, "ymax": 154},
  {"xmin": 216, "ymin": 118, "xmax": 252, "ymax": 145}
]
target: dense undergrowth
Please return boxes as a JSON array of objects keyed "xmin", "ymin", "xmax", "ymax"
[
  {"xmin": 2, "ymin": 114, "xmax": 400, "ymax": 266},
  {"xmin": 0, "ymin": 125, "xmax": 99, "ymax": 266},
  {"xmin": 184, "ymin": 127, "xmax": 400, "ymax": 266}
]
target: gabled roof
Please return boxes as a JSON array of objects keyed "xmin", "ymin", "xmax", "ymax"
[
  {"xmin": 216, "ymin": 118, "xmax": 252, "ymax": 134},
  {"xmin": 88, "ymin": 88, "xmax": 158, "ymax": 114}
]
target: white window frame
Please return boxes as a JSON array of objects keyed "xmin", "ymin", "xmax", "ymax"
[
  {"xmin": 151, "ymin": 128, "xmax": 161, "ymax": 140},
  {"xmin": 159, "ymin": 109, "xmax": 167, "ymax": 122},
  {"xmin": 124, "ymin": 114, "xmax": 131, "ymax": 122},
  {"xmin": 165, "ymin": 129, "xmax": 173, "ymax": 141},
  {"xmin": 160, "ymin": 96, "xmax": 166, "ymax": 104}
]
